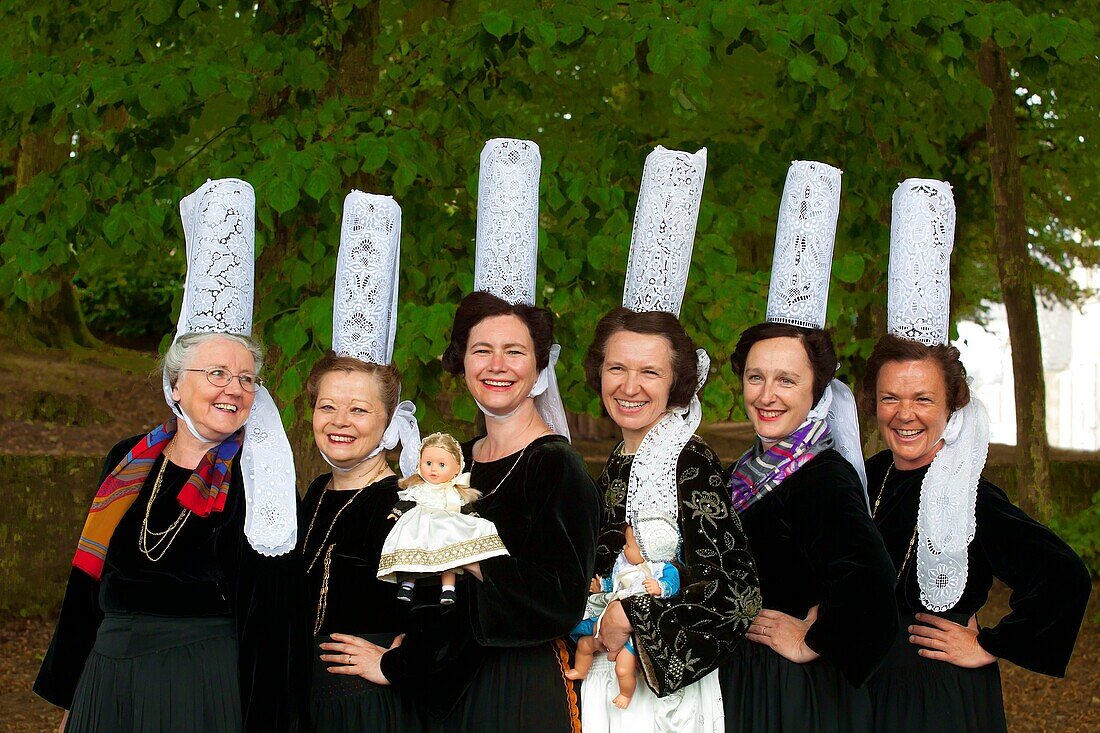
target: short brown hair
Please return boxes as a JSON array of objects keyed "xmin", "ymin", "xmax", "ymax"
[
  {"xmin": 858, "ymin": 334, "xmax": 971, "ymax": 415},
  {"xmin": 584, "ymin": 307, "xmax": 701, "ymax": 410},
  {"xmin": 441, "ymin": 291, "xmax": 554, "ymax": 375},
  {"xmin": 729, "ymin": 322, "xmax": 837, "ymax": 407},
  {"xmin": 306, "ymin": 351, "xmax": 402, "ymax": 420}
]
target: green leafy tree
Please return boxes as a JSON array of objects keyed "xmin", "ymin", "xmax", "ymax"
[{"xmin": 1, "ymin": 1, "xmax": 1097, "ymax": 502}]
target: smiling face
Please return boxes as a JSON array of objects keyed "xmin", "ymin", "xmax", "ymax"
[
  {"xmin": 742, "ymin": 336, "xmax": 816, "ymax": 447},
  {"xmin": 875, "ymin": 358, "xmax": 950, "ymax": 470},
  {"xmin": 311, "ymin": 370, "xmax": 389, "ymax": 469},
  {"xmin": 419, "ymin": 445, "xmax": 461, "ymax": 485},
  {"xmin": 171, "ymin": 337, "xmax": 256, "ymax": 441},
  {"xmin": 463, "ymin": 314, "xmax": 540, "ymax": 417},
  {"xmin": 600, "ymin": 331, "xmax": 673, "ymax": 452}
]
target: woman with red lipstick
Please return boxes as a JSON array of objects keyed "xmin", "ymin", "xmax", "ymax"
[
  {"xmin": 861, "ymin": 340, "xmax": 1090, "ymax": 733},
  {"xmin": 719, "ymin": 322, "xmax": 898, "ymax": 733},
  {"xmin": 581, "ymin": 308, "xmax": 760, "ymax": 724}
]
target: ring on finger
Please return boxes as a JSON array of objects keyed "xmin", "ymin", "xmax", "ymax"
[{"xmin": 346, "ymin": 654, "xmax": 352, "ymax": 664}]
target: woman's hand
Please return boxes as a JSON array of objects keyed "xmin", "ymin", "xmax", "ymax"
[
  {"xmin": 746, "ymin": 605, "xmax": 821, "ymax": 664},
  {"xmin": 909, "ymin": 613, "xmax": 997, "ymax": 668},
  {"xmin": 595, "ymin": 600, "xmax": 633, "ymax": 659},
  {"xmin": 57, "ymin": 710, "xmax": 68, "ymax": 733},
  {"xmin": 320, "ymin": 632, "xmax": 405, "ymax": 685}
]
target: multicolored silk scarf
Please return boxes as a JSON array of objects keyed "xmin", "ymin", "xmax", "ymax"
[
  {"xmin": 728, "ymin": 420, "xmax": 833, "ymax": 514},
  {"xmin": 73, "ymin": 418, "xmax": 243, "ymax": 580}
]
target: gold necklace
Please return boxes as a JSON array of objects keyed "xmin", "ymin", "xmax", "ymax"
[
  {"xmin": 304, "ymin": 459, "xmax": 389, "ymax": 574},
  {"xmin": 307, "ymin": 459, "xmax": 390, "ymax": 634},
  {"xmin": 139, "ymin": 442, "xmax": 192, "ymax": 562},
  {"xmin": 872, "ymin": 464, "xmax": 918, "ymax": 583},
  {"xmin": 471, "ymin": 444, "xmax": 530, "ymax": 501}
]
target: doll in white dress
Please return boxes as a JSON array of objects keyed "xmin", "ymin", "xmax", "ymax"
[{"xmin": 376, "ymin": 432, "xmax": 508, "ymax": 604}]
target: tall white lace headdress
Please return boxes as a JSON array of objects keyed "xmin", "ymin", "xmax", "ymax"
[
  {"xmin": 471, "ymin": 138, "xmax": 570, "ymax": 440},
  {"xmin": 164, "ymin": 178, "xmax": 296, "ymax": 557},
  {"xmin": 888, "ymin": 178, "xmax": 988, "ymax": 612},
  {"xmin": 330, "ymin": 191, "xmax": 421, "ymax": 478},
  {"xmin": 621, "ymin": 146, "xmax": 710, "ymax": 523},
  {"xmin": 765, "ymin": 160, "xmax": 868, "ymax": 493}
]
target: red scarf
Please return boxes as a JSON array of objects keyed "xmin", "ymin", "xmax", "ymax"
[{"xmin": 73, "ymin": 419, "xmax": 242, "ymax": 579}]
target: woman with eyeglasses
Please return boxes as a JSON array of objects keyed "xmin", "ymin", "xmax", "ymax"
[{"xmin": 34, "ymin": 332, "xmax": 303, "ymax": 732}]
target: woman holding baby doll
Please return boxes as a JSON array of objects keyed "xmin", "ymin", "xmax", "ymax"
[{"xmin": 577, "ymin": 307, "xmax": 761, "ymax": 731}]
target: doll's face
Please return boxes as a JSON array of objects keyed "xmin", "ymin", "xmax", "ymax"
[
  {"xmin": 622, "ymin": 525, "xmax": 645, "ymax": 565},
  {"xmin": 420, "ymin": 445, "xmax": 460, "ymax": 485}
]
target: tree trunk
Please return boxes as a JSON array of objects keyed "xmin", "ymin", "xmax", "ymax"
[
  {"xmin": 977, "ymin": 40, "xmax": 1054, "ymax": 520},
  {"xmin": 8, "ymin": 128, "xmax": 100, "ymax": 349}
]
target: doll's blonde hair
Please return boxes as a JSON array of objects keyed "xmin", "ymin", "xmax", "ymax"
[{"xmin": 399, "ymin": 432, "xmax": 481, "ymax": 504}]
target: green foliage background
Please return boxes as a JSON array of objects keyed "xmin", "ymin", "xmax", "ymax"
[{"xmin": 2, "ymin": 0, "xmax": 1099, "ymax": 440}]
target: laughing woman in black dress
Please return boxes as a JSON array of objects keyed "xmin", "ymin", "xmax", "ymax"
[
  {"xmin": 860, "ymin": 335, "xmax": 1091, "ymax": 733},
  {"xmin": 719, "ymin": 322, "xmax": 898, "ymax": 732},
  {"xmin": 348, "ymin": 292, "xmax": 602, "ymax": 732},
  {"xmin": 300, "ymin": 354, "xmax": 424, "ymax": 731},
  {"xmin": 34, "ymin": 333, "xmax": 301, "ymax": 733}
]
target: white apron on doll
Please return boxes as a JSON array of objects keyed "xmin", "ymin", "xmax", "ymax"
[
  {"xmin": 376, "ymin": 433, "xmax": 508, "ymax": 605},
  {"xmin": 376, "ymin": 477, "xmax": 508, "ymax": 580}
]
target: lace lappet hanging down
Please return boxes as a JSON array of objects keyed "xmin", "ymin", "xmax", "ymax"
[
  {"xmin": 887, "ymin": 178, "xmax": 987, "ymax": 611},
  {"xmin": 166, "ymin": 178, "xmax": 297, "ymax": 557}
]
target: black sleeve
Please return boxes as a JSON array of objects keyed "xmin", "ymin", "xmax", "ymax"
[
  {"xmin": 472, "ymin": 445, "xmax": 602, "ymax": 645},
  {"xmin": 622, "ymin": 439, "xmax": 761, "ymax": 696},
  {"xmin": 797, "ymin": 458, "xmax": 899, "ymax": 686},
  {"xmin": 229, "ymin": 494, "xmax": 308, "ymax": 732},
  {"xmin": 32, "ymin": 437, "xmax": 138, "ymax": 710},
  {"xmin": 973, "ymin": 480, "xmax": 1091, "ymax": 677}
]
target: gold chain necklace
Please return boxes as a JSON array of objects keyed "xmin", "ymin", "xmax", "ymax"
[
  {"xmin": 304, "ymin": 459, "xmax": 389, "ymax": 575},
  {"xmin": 872, "ymin": 464, "xmax": 918, "ymax": 583},
  {"xmin": 139, "ymin": 442, "xmax": 192, "ymax": 562},
  {"xmin": 307, "ymin": 459, "xmax": 390, "ymax": 633},
  {"xmin": 471, "ymin": 444, "xmax": 529, "ymax": 501}
]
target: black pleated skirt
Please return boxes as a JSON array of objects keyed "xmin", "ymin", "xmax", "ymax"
[
  {"xmin": 428, "ymin": 639, "xmax": 581, "ymax": 733},
  {"xmin": 867, "ymin": 614, "xmax": 1006, "ymax": 733},
  {"xmin": 309, "ymin": 633, "xmax": 425, "ymax": 732},
  {"xmin": 67, "ymin": 613, "xmax": 241, "ymax": 733},
  {"xmin": 720, "ymin": 639, "xmax": 872, "ymax": 733}
]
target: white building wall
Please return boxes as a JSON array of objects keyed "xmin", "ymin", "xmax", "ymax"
[{"xmin": 955, "ymin": 266, "xmax": 1100, "ymax": 450}]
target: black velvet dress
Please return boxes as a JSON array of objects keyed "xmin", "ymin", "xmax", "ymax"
[
  {"xmin": 595, "ymin": 436, "xmax": 761, "ymax": 696},
  {"xmin": 34, "ymin": 435, "xmax": 304, "ymax": 733},
  {"xmin": 379, "ymin": 434, "xmax": 602, "ymax": 732},
  {"xmin": 300, "ymin": 473, "xmax": 424, "ymax": 732},
  {"xmin": 865, "ymin": 450, "xmax": 1092, "ymax": 733},
  {"xmin": 719, "ymin": 448, "xmax": 898, "ymax": 732}
]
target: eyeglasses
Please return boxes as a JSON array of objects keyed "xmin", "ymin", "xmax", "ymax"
[{"xmin": 181, "ymin": 367, "xmax": 265, "ymax": 392}]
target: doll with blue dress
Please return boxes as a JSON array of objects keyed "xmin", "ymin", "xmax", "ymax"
[{"xmin": 566, "ymin": 509, "xmax": 681, "ymax": 709}]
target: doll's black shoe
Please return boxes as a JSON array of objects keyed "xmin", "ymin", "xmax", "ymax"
[
  {"xmin": 439, "ymin": 589, "xmax": 456, "ymax": 605},
  {"xmin": 397, "ymin": 585, "xmax": 414, "ymax": 602}
]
